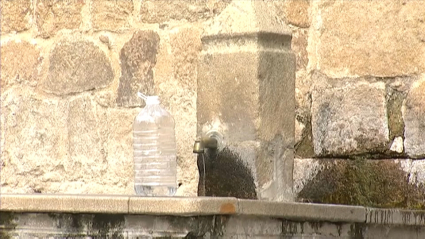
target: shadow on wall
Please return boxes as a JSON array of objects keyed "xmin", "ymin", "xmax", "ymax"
[
  {"xmin": 197, "ymin": 147, "xmax": 257, "ymax": 199},
  {"xmin": 298, "ymin": 158, "xmax": 425, "ymax": 209}
]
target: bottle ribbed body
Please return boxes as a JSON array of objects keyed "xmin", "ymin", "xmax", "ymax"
[{"xmin": 133, "ymin": 101, "xmax": 177, "ymax": 196}]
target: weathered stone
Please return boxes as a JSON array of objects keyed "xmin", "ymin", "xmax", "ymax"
[
  {"xmin": 311, "ymin": 73, "xmax": 389, "ymax": 156},
  {"xmin": 403, "ymin": 78, "xmax": 425, "ymax": 158},
  {"xmin": 36, "ymin": 0, "xmax": 84, "ymax": 38},
  {"xmin": 0, "ymin": 0, "xmax": 32, "ymax": 33},
  {"xmin": 105, "ymin": 108, "xmax": 141, "ymax": 195},
  {"xmin": 297, "ymin": 159, "xmax": 425, "ymax": 208},
  {"xmin": 292, "ymin": 29, "xmax": 309, "ymax": 71},
  {"xmin": 310, "ymin": 0, "xmax": 425, "ymax": 77},
  {"xmin": 116, "ymin": 31, "xmax": 159, "ymax": 107},
  {"xmin": 410, "ymin": 160, "xmax": 425, "ymax": 185},
  {"xmin": 1, "ymin": 87, "xmax": 68, "ymax": 193},
  {"xmin": 282, "ymin": 0, "xmax": 310, "ymax": 28},
  {"xmin": 293, "ymin": 158, "xmax": 321, "ymax": 195},
  {"xmin": 1, "ymin": 41, "xmax": 40, "ymax": 89},
  {"xmin": 42, "ymin": 39, "xmax": 114, "ymax": 95},
  {"xmin": 154, "ymin": 27, "xmax": 202, "ymax": 196},
  {"xmin": 198, "ymin": 1, "xmax": 295, "ymax": 201},
  {"xmin": 139, "ymin": 0, "xmax": 231, "ymax": 23},
  {"xmin": 92, "ymin": 0, "xmax": 133, "ymax": 31},
  {"xmin": 390, "ymin": 136, "xmax": 404, "ymax": 154},
  {"xmin": 67, "ymin": 96, "xmax": 107, "ymax": 180}
]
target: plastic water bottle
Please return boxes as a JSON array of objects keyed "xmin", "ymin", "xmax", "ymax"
[{"xmin": 133, "ymin": 92, "xmax": 177, "ymax": 196}]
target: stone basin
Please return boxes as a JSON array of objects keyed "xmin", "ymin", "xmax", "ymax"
[{"xmin": 1, "ymin": 194, "xmax": 425, "ymax": 238}]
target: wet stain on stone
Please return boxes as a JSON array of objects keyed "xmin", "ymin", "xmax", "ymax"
[
  {"xmin": 197, "ymin": 147, "xmax": 257, "ymax": 199},
  {"xmin": 219, "ymin": 203, "xmax": 236, "ymax": 214}
]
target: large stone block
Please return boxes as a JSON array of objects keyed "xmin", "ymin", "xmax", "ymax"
[
  {"xmin": 155, "ymin": 27, "xmax": 202, "ymax": 196},
  {"xmin": 311, "ymin": 73, "xmax": 389, "ymax": 156},
  {"xmin": 116, "ymin": 30, "xmax": 159, "ymax": 107},
  {"xmin": 403, "ymin": 77, "xmax": 425, "ymax": 158},
  {"xmin": 36, "ymin": 0, "xmax": 84, "ymax": 38},
  {"xmin": 1, "ymin": 0, "xmax": 32, "ymax": 33},
  {"xmin": 197, "ymin": 1, "xmax": 295, "ymax": 201},
  {"xmin": 139, "ymin": 0, "xmax": 231, "ymax": 23},
  {"xmin": 92, "ymin": 0, "xmax": 133, "ymax": 31},
  {"xmin": 1, "ymin": 87, "xmax": 69, "ymax": 193},
  {"xmin": 310, "ymin": 0, "xmax": 425, "ymax": 77},
  {"xmin": 41, "ymin": 39, "xmax": 114, "ymax": 95},
  {"xmin": 1, "ymin": 41, "xmax": 40, "ymax": 89}
]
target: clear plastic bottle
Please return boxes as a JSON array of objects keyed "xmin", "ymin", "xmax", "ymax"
[{"xmin": 133, "ymin": 93, "xmax": 177, "ymax": 196}]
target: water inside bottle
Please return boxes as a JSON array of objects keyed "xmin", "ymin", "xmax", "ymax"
[{"xmin": 134, "ymin": 185, "xmax": 176, "ymax": 196}]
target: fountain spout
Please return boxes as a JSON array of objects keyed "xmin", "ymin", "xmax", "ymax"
[{"xmin": 193, "ymin": 136, "xmax": 218, "ymax": 154}]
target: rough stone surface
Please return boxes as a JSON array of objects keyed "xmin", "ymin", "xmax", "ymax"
[
  {"xmin": 155, "ymin": 27, "xmax": 202, "ymax": 196},
  {"xmin": 293, "ymin": 158, "xmax": 321, "ymax": 195},
  {"xmin": 403, "ymin": 78, "xmax": 425, "ymax": 158},
  {"xmin": 139, "ymin": 0, "xmax": 231, "ymax": 23},
  {"xmin": 0, "ymin": 0, "xmax": 32, "ymax": 33},
  {"xmin": 41, "ymin": 39, "xmax": 114, "ymax": 95},
  {"xmin": 92, "ymin": 0, "xmax": 133, "ymax": 31},
  {"xmin": 282, "ymin": 0, "xmax": 310, "ymax": 28},
  {"xmin": 1, "ymin": 87, "xmax": 69, "ymax": 193},
  {"xmin": 309, "ymin": 0, "xmax": 425, "ymax": 77},
  {"xmin": 36, "ymin": 0, "xmax": 84, "ymax": 38},
  {"xmin": 311, "ymin": 73, "xmax": 389, "ymax": 156},
  {"xmin": 1, "ymin": 41, "xmax": 40, "ymax": 89},
  {"xmin": 410, "ymin": 160, "xmax": 425, "ymax": 185},
  {"xmin": 116, "ymin": 30, "xmax": 159, "ymax": 107}
]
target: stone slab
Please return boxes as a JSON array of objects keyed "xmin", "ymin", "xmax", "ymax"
[
  {"xmin": 0, "ymin": 194, "xmax": 129, "ymax": 214},
  {"xmin": 237, "ymin": 199, "xmax": 366, "ymax": 223},
  {"xmin": 129, "ymin": 197, "xmax": 238, "ymax": 216}
]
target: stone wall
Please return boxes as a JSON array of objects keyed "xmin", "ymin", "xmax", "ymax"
[{"xmin": 1, "ymin": 0, "xmax": 425, "ymax": 202}]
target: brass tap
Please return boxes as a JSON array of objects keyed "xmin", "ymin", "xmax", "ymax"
[{"xmin": 193, "ymin": 136, "xmax": 218, "ymax": 154}]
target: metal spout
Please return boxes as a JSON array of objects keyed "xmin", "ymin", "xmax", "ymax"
[{"xmin": 193, "ymin": 136, "xmax": 218, "ymax": 154}]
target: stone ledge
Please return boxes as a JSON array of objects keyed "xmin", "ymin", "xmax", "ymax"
[
  {"xmin": 2, "ymin": 194, "xmax": 425, "ymax": 226},
  {"xmin": 238, "ymin": 199, "xmax": 366, "ymax": 223}
]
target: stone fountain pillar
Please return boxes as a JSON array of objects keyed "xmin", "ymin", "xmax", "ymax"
[{"xmin": 197, "ymin": 1, "xmax": 295, "ymax": 201}]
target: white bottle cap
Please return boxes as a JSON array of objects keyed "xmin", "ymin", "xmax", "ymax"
[{"xmin": 137, "ymin": 92, "xmax": 160, "ymax": 105}]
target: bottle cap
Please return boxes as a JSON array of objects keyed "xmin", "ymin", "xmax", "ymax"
[{"xmin": 137, "ymin": 92, "xmax": 160, "ymax": 105}]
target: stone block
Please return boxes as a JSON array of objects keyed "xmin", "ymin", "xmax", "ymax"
[
  {"xmin": 92, "ymin": 0, "xmax": 133, "ymax": 31},
  {"xmin": 41, "ymin": 39, "xmax": 114, "ymax": 95},
  {"xmin": 116, "ymin": 30, "xmax": 159, "ymax": 107},
  {"xmin": 1, "ymin": 0, "xmax": 32, "ymax": 33},
  {"xmin": 155, "ymin": 27, "xmax": 202, "ymax": 196},
  {"xmin": 1, "ymin": 87, "xmax": 69, "ymax": 193},
  {"xmin": 1, "ymin": 41, "xmax": 40, "ymax": 89},
  {"xmin": 403, "ymin": 77, "xmax": 425, "ymax": 158},
  {"xmin": 310, "ymin": 0, "xmax": 425, "ymax": 77},
  {"xmin": 410, "ymin": 160, "xmax": 425, "ymax": 185},
  {"xmin": 139, "ymin": 0, "xmax": 231, "ymax": 23},
  {"xmin": 282, "ymin": 0, "xmax": 310, "ymax": 28},
  {"xmin": 36, "ymin": 0, "xmax": 84, "ymax": 38},
  {"xmin": 197, "ymin": 1, "xmax": 295, "ymax": 201},
  {"xmin": 311, "ymin": 73, "xmax": 389, "ymax": 156}
]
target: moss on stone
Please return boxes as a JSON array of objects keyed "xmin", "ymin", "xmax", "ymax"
[
  {"xmin": 92, "ymin": 214, "xmax": 125, "ymax": 238},
  {"xmin": 295, "ymin": 117, "xmax": 315, "ymax": 158},
  {"xmin": 0, "ymin": 212, "xmax": 16, "ymax": 239},
  {"xmin": 298, "ymin": 158, "xmax": 425, "ymax": 209}
]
